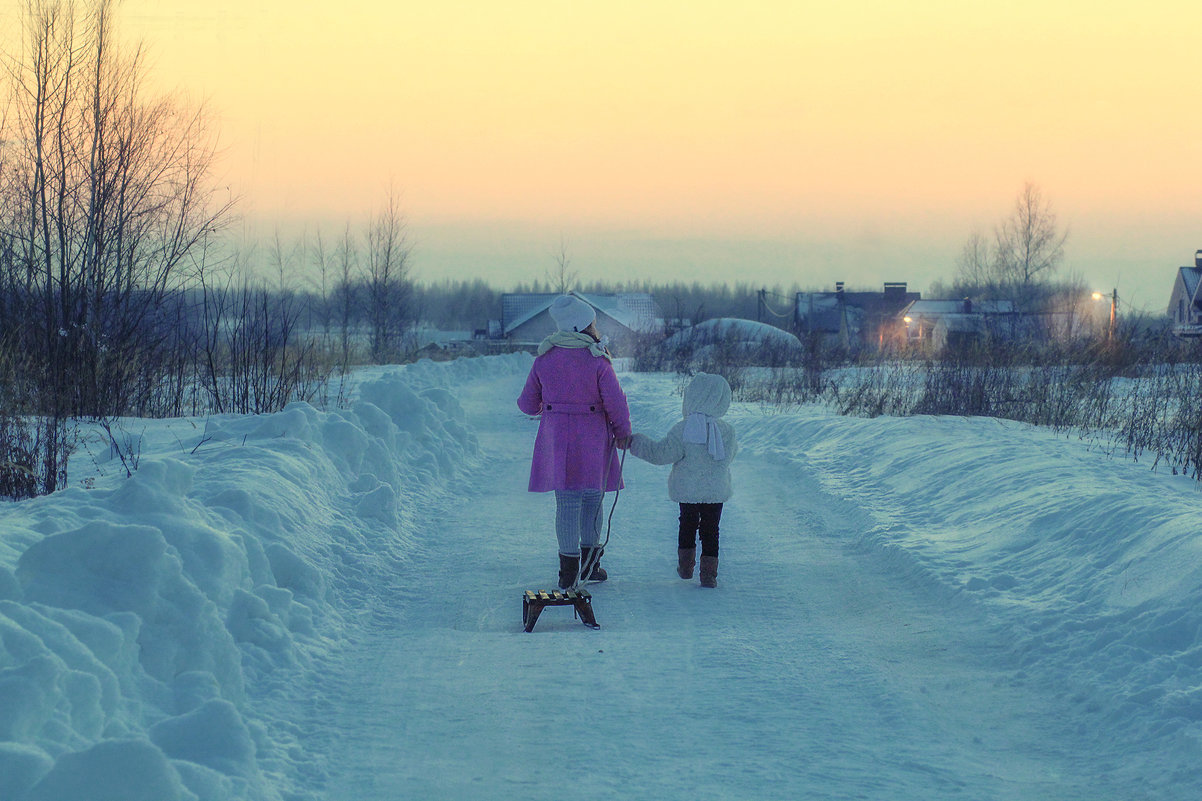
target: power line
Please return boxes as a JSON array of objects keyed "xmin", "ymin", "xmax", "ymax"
[{"xmin": 758, "ymin": 289, "xmax": 794, "ymax": 320}]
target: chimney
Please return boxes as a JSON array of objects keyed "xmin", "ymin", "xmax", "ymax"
[
  {"xmin": 963, "ymin": 298, "xmax": 973, "ymax": 314},
  {"xmin": 1195, "ymin": 249, "xmax": 1202, "ymax": 268}
]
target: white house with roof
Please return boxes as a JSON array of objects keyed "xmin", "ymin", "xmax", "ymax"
[
  {"xmin": 1168, "ymin": 251, "xmax": 1202, "ymax": 337},
  {"xmin": 500, "ymin": 291, "xmax": 664, "ymax": 349},
  {"xmin": 900, "ymin": 298, "xmax": 1016, "ymax": 350}
]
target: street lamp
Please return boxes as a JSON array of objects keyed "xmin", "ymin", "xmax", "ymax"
[{"xmin": 1093, "ymin": 289, "xmax": 1117, "ymax": 341}]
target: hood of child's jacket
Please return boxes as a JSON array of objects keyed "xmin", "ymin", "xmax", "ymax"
[{"xmin": 682, "ymin": 372, "xmax": 731, "ymax": 418}]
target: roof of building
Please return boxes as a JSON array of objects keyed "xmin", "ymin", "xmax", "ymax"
[
  {"xmin": 933, "ymin": 314, "xmax": 988, "ymax": 332},
  {"xmin": 501, "ymin": 291, "xmax": 662, "ymax": 336},
  {"xmin": 796, "ymin": 286, "xmax": 920, "ymax": 313},
  {"xmin": 1178, "ymin": 266, "xmax": 1202, "ymax": 307},
  {"xmin": 576, "ymin": 291, "xmax": 662, "ymax": 334},
  {"xmin": 501, "ymin": 294, "xmax": 554, "ymax": 332},
  {"xmin": 902, "ymin": 299, "xmax": 1016, "ymax": 316}
]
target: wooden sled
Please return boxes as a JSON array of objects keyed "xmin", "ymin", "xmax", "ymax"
[{"xmin": 522, "ymin": 589, "xmax": 600, "ymax": 632}]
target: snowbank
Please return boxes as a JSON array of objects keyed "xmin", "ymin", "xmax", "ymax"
[
  {"xmin": 727, "ymin": 406, "xmax": 1202, "ymax": 789},
  {"xmin": 0, "ymin": 356, "xmax": 519, "ymax": 801},
  {"xmin": 665, "ymin": 318, "xmax": 804, "ymax": 362},
  {"xmin": 665, "ymin": 317, "xmax": 802, "ymax": 349}
]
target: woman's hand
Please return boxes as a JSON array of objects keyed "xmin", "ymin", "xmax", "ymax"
[{"xmin": 614, "ymin": 436, "xmax": 632, "ymax": 450}]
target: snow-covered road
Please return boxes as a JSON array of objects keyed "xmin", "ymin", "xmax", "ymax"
[
  {"xmin": 4, "ymin": 355, "xmax": 1200, "ymax": 801},
  {"xmin": 322, "ymin": 368, "xmax": 1115, "ymax": 800}
]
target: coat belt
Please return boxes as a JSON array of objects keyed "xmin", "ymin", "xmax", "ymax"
[{"xmin": 542, "ymin": 401, "xmax": 605, "ymax": 415}]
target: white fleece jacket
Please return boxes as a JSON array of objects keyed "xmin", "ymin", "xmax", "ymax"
[{"xmin": 630, "ymin": 373, "xmax": 738, "ymax": 503}]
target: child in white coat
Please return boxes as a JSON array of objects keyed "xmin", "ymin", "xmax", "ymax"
[{"xmin": 629, "ymin": 372, "xmax": 737, "ymax": 588}]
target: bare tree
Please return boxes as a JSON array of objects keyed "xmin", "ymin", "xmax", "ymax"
[
  {"xmin": 332, "ymin": 221, "xmax": 359, "ymax": 369},
  {"xmin": 954, "ymin": 229, "xmax": 995, "ymax": 293},
  {"xmin": 547, "ymin": 236, "xmax": 577, "ymax": 294},
  {"xmin": 364, "ymin": 185, "xmax": 412, "ymax": 362},
  {"xmin": 993, "ymin": 182, "xmax": 1068, "ymax": 310},
  {"xmin": 270, "ymin": 226, "xmax": 302, "ymax": 293},
  {"xmin": 311, "ymin": 227, "xmax": 332, "ymax": 339}
]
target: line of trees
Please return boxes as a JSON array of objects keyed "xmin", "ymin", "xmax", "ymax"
[
  {"xmin": 0, "ymin": 0, "xmax": 232, "ymax": 493},
  {"xmin": 0, "ymin": 0, "xmax": 424, "ymax": 496},
  {"xmin": 410, "ymin": 278, "xmax": 800, "ymax": 332}
]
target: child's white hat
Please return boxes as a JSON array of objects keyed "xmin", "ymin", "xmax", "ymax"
[{"xmin": 683, "ymin": 372, "xmax": 731, "ymax": 418}]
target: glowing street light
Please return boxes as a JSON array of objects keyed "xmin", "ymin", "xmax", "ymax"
[{"xmin": 1093, "ymin": 289, "xmax": 1117, "ymax": 341}]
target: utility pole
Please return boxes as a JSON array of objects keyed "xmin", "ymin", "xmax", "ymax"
[
  {"xmin": 836, "ymin": 282, "xmax": 849, "ymax": 350},
  {"xmin": 1109, "ymin": 288, "xmax": 1117, "ymax": 342}
]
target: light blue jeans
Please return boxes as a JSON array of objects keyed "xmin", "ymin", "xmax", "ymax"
[{"xmin": 554, "ymin": 489, "xmax": 603, "ymax": 556}]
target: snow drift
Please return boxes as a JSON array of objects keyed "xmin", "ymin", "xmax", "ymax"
[{"xmin": 0, "ymin": 356, "xmax": 507, "ymax": 801}]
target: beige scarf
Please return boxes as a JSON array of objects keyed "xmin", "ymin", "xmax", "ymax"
[{"xmin": 537, "ymin": 330, "xmax": 612, "ymax": 361}]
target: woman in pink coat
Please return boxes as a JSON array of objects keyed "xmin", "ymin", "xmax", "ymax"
[{"xmin": 517, "ymin": 295, "xmax": 632, "ymax": 589}]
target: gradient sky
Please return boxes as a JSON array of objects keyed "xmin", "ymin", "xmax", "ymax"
[{"xmin": 5, "ymin": 0, "xmax": 1202, "ymax": 312}]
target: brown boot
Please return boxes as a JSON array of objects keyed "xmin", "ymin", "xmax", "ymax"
[
  {"xmin": 677, "ymin": 547, "xmax": 696, "ymax": 579},
  {"xmin": 699, "ymin": 555, "xmax": 718, "ymax": 588}
]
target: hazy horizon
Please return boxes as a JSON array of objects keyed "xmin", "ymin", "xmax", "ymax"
[
  {"xmin": 3, "ymin": 0, "xmax": 1197, "ymax": 313},
  {"xmin": 249, "ymin": 214, "xmax": 1182, "ymax": 314}
]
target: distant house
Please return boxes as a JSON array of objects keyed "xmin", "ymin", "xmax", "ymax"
[
  {"xmin": 795, "ymin": 282, "xmax": 920, "ymax": 349},
  {"xmin": 1168, "ymin": 251, "xmax": 1202, "ymax": 337},
  {"xmin": 500, "ymin": 291, "xmax": 664, "ymax": 349},
  {"xmin": 900, "ymin": 298, "xmax": 1016, "ymax": 350}
]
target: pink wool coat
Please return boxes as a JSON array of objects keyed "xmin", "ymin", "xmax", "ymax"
[{"xmin": 517, "ymin": 347, "xmax": 632, "ymax": 492}]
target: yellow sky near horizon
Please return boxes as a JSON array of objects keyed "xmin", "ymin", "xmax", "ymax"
[
  {"xmin": 92, "ymin": 1, "xmax": 1200, "ymax": 218},
  {"xmin": 2, "ymin": 0, "xmax": 1201, "ymax": 304}
]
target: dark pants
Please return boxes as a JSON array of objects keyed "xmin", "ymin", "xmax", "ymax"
[{"xmin": 679, "ymin": 502, "xmax": 723, "ymax": 557}]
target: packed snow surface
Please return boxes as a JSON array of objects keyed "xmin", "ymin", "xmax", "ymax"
[{"xmin": 1, "ymin": 353, "xmax": 1200, "ymax": 800}]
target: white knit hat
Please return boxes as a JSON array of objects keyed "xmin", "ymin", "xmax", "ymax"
[{"xmin": 548, "ymin": 295, "xmax": 596, "ymax": 332}]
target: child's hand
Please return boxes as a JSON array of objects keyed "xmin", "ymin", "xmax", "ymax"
[{"xmin": 615, "ymin": 436, "xmax": 632, "ymax": 450}]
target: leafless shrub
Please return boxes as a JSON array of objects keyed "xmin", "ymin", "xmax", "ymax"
[
  {"xmin": 824, "ymin": 360, "xmax": 922, "ymax": 418},
  {"xmin": 197, "ymin": 271, "xmax": 332, "ymax": 415},
  {"xmin": 0, "ymin": 338, "xmax": 72, "ymax": 498}
]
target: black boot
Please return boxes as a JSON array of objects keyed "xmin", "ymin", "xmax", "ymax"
[
  {"xmin": 558, "ymin": 554, "xmax": 580, "ymax": 589},
  {"xmin": 580, "ymin": 546, "xmax": 608, "ymax": 583}
]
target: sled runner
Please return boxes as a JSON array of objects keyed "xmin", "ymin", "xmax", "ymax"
[{"xmin": 522, "ymin": 589, "xmax": 599, "ymax": 632}]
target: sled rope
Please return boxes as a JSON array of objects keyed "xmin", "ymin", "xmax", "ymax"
[{"xmin": 573, "ymin": 441, "xmax": 626, "ymax": 591}]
